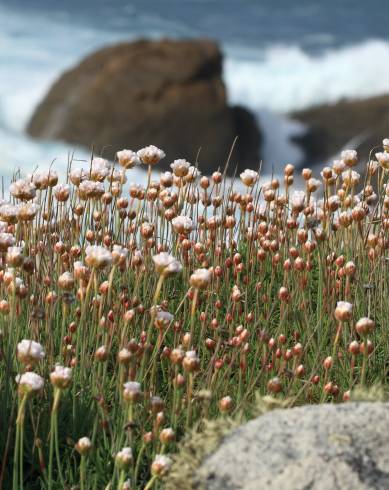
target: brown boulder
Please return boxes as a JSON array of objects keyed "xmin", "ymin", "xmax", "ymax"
[
  {"xmin": 27, "ymin": 39, "xmax": 261, "ymax": 173},
  {"xmin": 291, "ymin": 95, "xmax": 389, "ymax": 166}
]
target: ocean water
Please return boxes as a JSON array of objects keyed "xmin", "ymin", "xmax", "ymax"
[{"xmin": 1, "ymin": 0, "xmax": 389, "ymax": 180}]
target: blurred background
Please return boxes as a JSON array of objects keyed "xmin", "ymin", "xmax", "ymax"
[{"xmin": 1, "ymin": 0, "xmax": 389, "ymax": 180}]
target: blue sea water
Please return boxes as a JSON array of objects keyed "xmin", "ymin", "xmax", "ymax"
[{"xmin": 1, "ymin": 0, "xmax": 389, "ymax": 178}]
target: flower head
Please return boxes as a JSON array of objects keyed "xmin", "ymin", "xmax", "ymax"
[
  {"xmin": 375, "ymin": 152, "xmax": 389, "ymax": 170},
  {"xmin": 240, "ymin": 169, "xmax": 259, "ymax": 187},
  {"xmin": 90, "ymin": 158, "xmax": 110, "ymax": 182},
  {"xmin": 75, "ymin": 437, "xmax": 92, "ymax": 455},
  {"xmin": 190, "ymin": 268, "xmax": 211, "ymax": 289},
  {"xmin": 0, "ymin": 204, "xmax": 19, "ymax": 224},
  {"xmin": 53, "ymin": 183, "xmax": 71, "ymax": 202},
  {"xmin": 117, "ymin": 149, "xmax": 140, "ymax": 169},
  {"xmin": 152, "ymin": 252, "xmax": 182, "ymax": 277},
  {"xmin": 151, "ymin": 454, "xmax": 172, "ymax": 477},
  {"xmin": 334, "ymin": 301, "xmax": 353, "ymax": 322},
  {"xmin": 154, "ymin": 309, "xmax": 174, "ymax": 329},
  {"xmin": 78, "ymin": 180, "xmax": 105, "ymax": 200},
  {"xmin": 85, "ymin": 245, "xmax": 112, "ymax": 269},
  {"xmin": 115, "ymin": 447, "xmax": 133, "ymax": 469},
  {"xmin": 137, "ymin": 145, "xmax": 165, "ymax": 166},
  {"xmin": 172, "ymin": 216, "xmax": 193, "ymax": 235},
  {"xmin": 16, "ymin": 372, "xmax": 44, "ymax": 395},
  {"xmin": 342, "ymin": 170, "xmax": 360, "ymax": 186},
  {"xmin": 170, "ymin": 159, "xmax": 190, "ymax": 178},
  {"xmin": 17, "ymin": 339, "xmax": 45, "ymax": 365},
  {"xmin": 10, "ymin": 179, "xmax": 36, "ymax": 201},
  {"xmin": 341, "ymin": 149, "xmax": 358, "ymax": 167},
  {"xmin": 123, "ymin": 381, "xmax": 142, "ymax": 402},
  {"xmin": 50, "ymin": 365, "xmax": 73, "ymax": 389}
]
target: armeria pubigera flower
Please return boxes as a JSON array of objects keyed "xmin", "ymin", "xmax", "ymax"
[
  {"xmin": 17, "ymin": 339, "xmax": 45, "ymax": 364},
  {"xmin": 137, "ymin": 145, "xmax": 165, "ymax": 165}
]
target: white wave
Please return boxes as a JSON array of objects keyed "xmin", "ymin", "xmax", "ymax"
[{"xmin": 224, "ymin": 39, "xmax": 389, "ymax": 113}]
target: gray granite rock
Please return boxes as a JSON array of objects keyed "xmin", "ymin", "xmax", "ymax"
[{"xmin": 195, "ymin": 403, "xmax": 389, "ymax": 490}]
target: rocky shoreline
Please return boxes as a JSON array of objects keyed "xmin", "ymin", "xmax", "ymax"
[
  {"xmin": 291, "ymin": 94, "xmax": 389, "ymax": 166},
  {"xmin": 27, "ymin": 38, "xmax": 389, "ymax": 172},
  {"xmin": 27, "ymin": 39, "xmax": 261, "ymax": 174}
]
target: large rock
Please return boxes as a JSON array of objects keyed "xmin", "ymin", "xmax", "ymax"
[
  {"xmin": 27, "ymin": 39, "xmax": 261, "ymax": 173},
  {"xmin": 291, "ymin": 95, "xmax": 389, "ymax": 166},
  {"xmin": 195, "ymin": 402, "xmax": 389, "ymax": 489}
]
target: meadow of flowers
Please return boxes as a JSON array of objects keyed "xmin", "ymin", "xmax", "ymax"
[{"xmin": 1, "ymin": 141, "xmax": 389, "ymax": 489}]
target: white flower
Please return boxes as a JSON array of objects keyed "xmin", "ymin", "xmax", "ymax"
[
  {"xmin": 90, "ymin": 157, "xmax": 110, "ymax": 181},
  {"xmin": 123, "ymin": 381, "xmax": 142, "ymax": 402},
  {"xmin": 375, "ymin": 152, "xmax": 389, "ymax": 170},
  {"xmin": 85, "ymin": 245, "xmax": 112, "ymax": 269},
  {"xmin": 58, "ymin": 271, "xmax": 75, "ymax": 291},
  {"xmin": 107, "ymin": 169, "xmax": 127, "ymax": 184},
  {"xmin": 151, "ymin": 454, "xmax": 173, "ymax": 476},
  {"xmin": 184, "ymin": 166, "xmax": 201, "ymax": 183},
  {"xmin": 383, "ymin": 138, "xmax": 389, "ymax": 152},
  {"xmin": 240, "ymin": 169, "xmax": 259, "ymax": 187},
  {"xmin": 78, "ymin": 180, "xmax": 105, "ymax": 200},
  {"xmin": 6, "ymin": 246, "xmax": 23, "ymax": 267},
  {"xmin": 307, "ymin": 178, "xmax": 321, "ymax": 192},
  {"xmin": 291, "ymin": 190, "xmax": 305, "ymax": 211},
  {"xmin": 367, "ymin": 160, "xmax": 379, "ymax": 176},
  {"xmin": 342, "ymin": 170, "xmax": 360, "ymax": 186},
  {"xmin": 172, "ymin": 215, "xmax": 193, "ymax": 235},
  {"xmin": 112, "ymin": 245, "xmax": 128, "ymax": 265},
  {"xmin": 170, "ymin": 159, "xmax": 190, "ymax": 178},
  {"xmin": 190, "ymin": 268, "xmax": 211, "ymax": 289},
  {"xmin": 160, "ymin": 171, "xmax": 173, "ymax": 187},
  {"xmin": 335, "ymin": 301, "xmax": 353, "ymax": 322},
  {"xmin": 15, "ymin": 372, "xmax": 44, "ymax": 393},
  {"xmin": 50, "ymin": 365, "xmax": 72, "ymax": 389},
  {"xmin": 18, "ymin": 203, "xmax": 39, "ymax": 222},
  {"xmin": 137, "ymin": 145, "xmax": 165, "ymax": 165},
  {"xmin": 32, "ymin": 170, "xmax": 58, "ymax": 189},
  {"xmin": 116, "ymin": 447, "xmax": 133, "ymax": 469},
  {"xmin": 53, "ymin": 183, "xmax": 71, "ymax": 202},
  {"xmin": 0, "ymin": 232, "xmax": 16, "ymax": 251},
  {"xmin": 155, "ymin": 309, "xmax": 174, "ymax": 329},
  {"xmin": 332, "ymin": 159, "xmax": 346, "ymax": 175},
  {"xmin": 10, "ymin": 179, "xmax": 36, "ymax": 201},
  {"xmin": 0, "ymin": 204, "xmax": 19, "ymax": 224},
  {"xmin": 341, "ymin": 149, "xmax": 358, "ymax": 167},
  {"xmin": 17, "ymin": 339, "xmax": 45, "ymax": 364},
  {"xmin": 69, "ymin": 168, "xmax": 87, "ymax": 186},
  {"xmin": 75, "ymin": 437, "xmax": 92, "ymax": 455},
  {"xmin": 117, "ymin": 149, "xmax": 140, "ymax": 169},
  {"xmin": 152, "ymin": 252, "xmax": 182, "ymax": 277}
]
